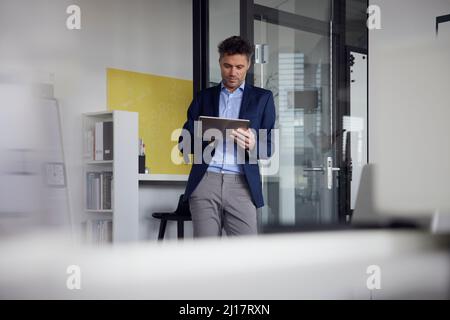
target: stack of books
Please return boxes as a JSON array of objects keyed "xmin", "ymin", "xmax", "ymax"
[
  {"xmin": 86, "ymin": 171, "xmax": 113, "ymax": 210},
  {"xmin": 82, "ymin": 219, "xmax": 113, "ymax": 244},
  {"xmin": 84, "ymin": 121, "xmax": 113, "ymax": 161}
]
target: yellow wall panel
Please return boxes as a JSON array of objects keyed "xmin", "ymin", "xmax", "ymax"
[{"xmin": 107, "ymin": 68, "xmax": 192, "ymax": 174}]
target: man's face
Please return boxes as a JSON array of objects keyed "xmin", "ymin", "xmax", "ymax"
[{"xmin": 219, "ymin": 53, "xmax": 250, "ymax": 92}]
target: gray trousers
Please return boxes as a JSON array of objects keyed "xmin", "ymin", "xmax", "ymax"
[{"xmin": 188, "ymin": 171, "xmax": 258, "ymax": 238}]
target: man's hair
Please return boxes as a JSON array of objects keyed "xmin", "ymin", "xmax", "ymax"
[{"xmin": 218, "ymin": 36, "xmax": 254, "ymax": 62}]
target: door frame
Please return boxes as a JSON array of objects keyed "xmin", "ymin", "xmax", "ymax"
[{"xmin": 193, "ymin": 0, "xmax": 355, "ymax": 225}]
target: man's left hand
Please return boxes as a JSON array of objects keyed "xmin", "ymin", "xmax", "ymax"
[{"xmin": 230, "ymin": 128, "xmax": 256, "ymax": 151}]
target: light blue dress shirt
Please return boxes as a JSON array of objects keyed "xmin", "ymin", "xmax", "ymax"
[{"xmin": 207, "ymin": 81, "xmax": 245, "ymax": 175}]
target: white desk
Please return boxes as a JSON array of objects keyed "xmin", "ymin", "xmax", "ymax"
[
  {"xmin": 139, "ymin": 174, "xmax": 188, "ymax": 182},
  {"xmin": 138, "ymin": 174, "xmax": 191, "ymax": 240}
]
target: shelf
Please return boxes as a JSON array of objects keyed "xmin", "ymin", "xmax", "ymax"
[
  {"xmin": 85, "ymin": 209, "xmax": 113, "ymax": 213},
  {"xmin": 83, "ymin": 110, "xmax": 139, "ymax": 243},
  {"xmin": 85, "ymin": 160, "xmax": 113, "ymax": 165},
  {"xmin": 139, "ymin": 174, "xmax": 188, "ymax": 182},
  {"xmin": 83, "ymin": 111, "xmax": 113, "ymax": 117}
]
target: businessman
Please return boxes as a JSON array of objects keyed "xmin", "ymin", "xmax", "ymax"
[{"xmin": 179, "ymin": 36, "xmax": 276, "ymax": 238}]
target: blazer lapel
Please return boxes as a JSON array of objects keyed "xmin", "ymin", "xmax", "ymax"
[
  {"xmin": 239, "ymin": 83, "xmax": 252, "ymax": 119},
  {"xmin": 213, "ymin": 84, "xmax": 221, "ymax": 117}
]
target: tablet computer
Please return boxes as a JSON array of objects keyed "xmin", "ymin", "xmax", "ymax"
[{"xmin": 198, "ymin": 116, "xmax": 250, "ymax": 139}]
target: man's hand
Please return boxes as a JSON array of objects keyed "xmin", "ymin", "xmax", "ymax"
[{"xmin": 230, "ymin": 128, "xmax": 256, "ymax": 151}]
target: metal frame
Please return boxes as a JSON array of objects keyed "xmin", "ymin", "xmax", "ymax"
[
  {"xmin": 253, "ymin": 4, "xmax": 330, "ymax": 36},
  {"xmin": 192, "ymin": 0, "xmax": 369, "ymax": 225},
  {"xmin": 193, "ymin": 0, "xmax": 209, "ymax": 94},
  {"xmin": 436, "ymin": 14, "xmax": 450, "ymax": 35},
  {"xmin": 346, "ymin": 45, "xmax": 368, "ymax": 222},
  {"xmin": 331, "ymin": 0, "xmax": 349, "ymax": 224},
  {"xmin": 240, "ymin": 0, "xmax": 255, "ymax": 85},
  {"xmin": 342, "ymin": 0, "xmax": 369, "ymax": 222}
]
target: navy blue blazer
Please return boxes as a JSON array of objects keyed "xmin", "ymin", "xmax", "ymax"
[{"xmin": 179, "ymin": 83, "xmax": 276, "ymax": 208}]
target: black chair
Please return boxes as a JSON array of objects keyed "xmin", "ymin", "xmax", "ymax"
[{"xmin": 151, "ymin": 195, "xmax": 192, "ymax": 240}]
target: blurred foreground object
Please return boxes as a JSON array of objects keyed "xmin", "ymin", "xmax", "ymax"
[
  {"xmin": 0, "ymin": 230, "xmax": 448, "ymax": 299},
  {"xmin": 0, "ymin": 73, "xmax": 71, "ymax": 238}
]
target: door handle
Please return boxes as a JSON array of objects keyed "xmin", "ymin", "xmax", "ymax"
[
  {"xmin": 326, "ymin": 157, "xmax": 340, "ymax": 190},
  {"xmin": 303, "ymin": 157, "xmax": 340, "ymax": 190},
  {"xmin": 303, "ymin": 167, "xmax": 325, "ymax": 172}
]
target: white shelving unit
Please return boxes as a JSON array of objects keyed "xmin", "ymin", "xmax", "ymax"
[
  {"xmin": 82, "ymin": 110, "xmax": 139, "ymax": 243},
  {"xmin": 138, "ymin": 174, "xmax": 189, "ymax": 182}
]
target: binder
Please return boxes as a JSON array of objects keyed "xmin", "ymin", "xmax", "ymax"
[
  {"xmin": 103, "ymin": 121, "xmax": 113, "ymax": 160},
  {"xmin": 95, "ymin": 122, "xmax": 103, "ymax": 160}
]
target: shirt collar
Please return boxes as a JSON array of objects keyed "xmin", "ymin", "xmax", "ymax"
[{"xmin": 221, "ymin": 81, "xmax": 245, "ymax": 93}]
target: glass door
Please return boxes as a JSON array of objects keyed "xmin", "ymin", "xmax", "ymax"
[{"xmin": 252, "ymin": 0, "xmax": 341, "ymax": 230}]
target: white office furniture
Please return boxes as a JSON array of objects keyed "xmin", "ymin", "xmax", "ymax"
[
  {"xmin": 139, "ymin": 174, "xmax": 188, "ymax": 182},
  {"xmin": 82, "ymin": 111, "xmax": 139, "ymax": 243}
]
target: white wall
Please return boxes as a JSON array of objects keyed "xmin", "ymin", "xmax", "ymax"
[
  {"xmin": 0, "ymin": 0, "xmax": 192, "ymax": 231},
  {"xmin": 369, "ymin": 0, "xmax": 450, "ymax": 215}
]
